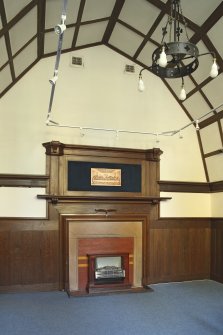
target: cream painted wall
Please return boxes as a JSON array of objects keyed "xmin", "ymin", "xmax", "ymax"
[
  {"xmin": 0, "ymin": 188, "xmax": 46, "ymax": 217},
  {"xmin": 160, "ymin": 192, "xmax": 211, "ymax": 217},
  {"xmin": 0, "ymin": 45, "xmax": 211, "ymax": 217}
]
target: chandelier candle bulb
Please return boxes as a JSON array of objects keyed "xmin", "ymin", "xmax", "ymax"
[
  {"xmin": 210, "ymin": 59, "xmax": 218, "ymax": 78},
  {"xmin": 158, "ymin": 46, "xmax": 167, "ymax": 68},
  {"xmin": 179, "ymin": 86, "xmax": 186, "ymax": 101},
  {"xmin": 138, "ymin": 77, "xmax": 145, "ymax": 92}
]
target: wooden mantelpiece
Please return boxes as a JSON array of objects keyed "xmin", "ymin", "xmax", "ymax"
[
  {"xmin": 40, "ymin": 141, "xmax": 169, "ymax": 295},
  {"xmin": 37, "ymin": 194, "xmax": 171, "ymax": 205}
]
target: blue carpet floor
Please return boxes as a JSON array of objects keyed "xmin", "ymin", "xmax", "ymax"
[{"xmin": 0, "ymin": 280, "xmax": 223, "ymax": 335}]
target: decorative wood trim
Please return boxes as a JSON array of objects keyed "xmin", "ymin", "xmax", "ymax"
[
  {"xmin": 37, "ymin": 194, "xmax": 171, "ymax": 205},
  {"xmin": 159, "ymin": 180, "xmax": 223, "ymax": 193},
  {"xmin": 0, "ymin": 174, "xmax": 49, "ymax": 187},
  {"xmin": 42, "ymin": 141, "xmax": 163, "ymax": 161},
  {"xmin": 158, "ymin": 180, "xmax": 210, "ymax": 193},
  {"xmin": 210, "ymin": 181, "xmax": 223, "ymax": 193}
]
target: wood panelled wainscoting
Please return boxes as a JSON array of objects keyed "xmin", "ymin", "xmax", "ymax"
[
  {"xmin": 0, "ymin": 216, "xmax": 59, "ymax": 292},
  {"xmin": 0, "ymin": 214, "xmax": 223, "ymax": 291},
  {"xmin": 211, "ymin": 218, "xmax": 223, "ymax": 283},
  {"xmin": 149, "ymin": 218, "xmax": 211, "ymax": 283}
]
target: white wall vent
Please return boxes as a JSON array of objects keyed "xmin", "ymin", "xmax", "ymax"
[
  {"xmin": 70, "ymin": 55, "xmax": 84, "ymax": 68},
  {"xmin": 124, "ymin": 64, "xmax": 135, "ymax": 74}
]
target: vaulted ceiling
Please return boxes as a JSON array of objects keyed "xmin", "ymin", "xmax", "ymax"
[{"xmin": 0, "ymin": 0, "xmax": 223, "ymax": 181}]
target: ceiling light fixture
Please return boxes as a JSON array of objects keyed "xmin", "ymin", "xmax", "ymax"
[
  {"xmin": 46, "ymin": 0, "xmax": 68, "ymax": 124},
  {"xmin": 138, "ymin": 0, "xmax": 218, "ymax": 101}
]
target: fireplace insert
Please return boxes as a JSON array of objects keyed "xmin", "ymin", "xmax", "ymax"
[
  {"xmin": 95, "ymin": 256, "xmax": 125, "ymax": 283},
  {"xmin": 88, "ymin": 253, "xmax": 130, "ymax": 289}
]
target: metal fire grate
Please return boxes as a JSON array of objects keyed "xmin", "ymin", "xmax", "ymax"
[{"xmin": 95, "ymin": 266, "xmax": 125, "ymax": 279}]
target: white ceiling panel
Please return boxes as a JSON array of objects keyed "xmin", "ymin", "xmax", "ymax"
[
  {"xmin": 200, "ymin": 123, "xmax": 222, "ymax": 154},
  {"xmin": 183, "ymin": 92, "xmax": 212, "ymax": 121},
  {"xmin": 9, "ymin": 7, "xmax": 37, "ymax": 56},
  {"xmin": 137, "ymin": 40, "xmax": 157, "ymax": 67},
  {"xmin": 4, "ymin": 0, "xmax": 31, "ymax": 22},
  {"xmin": 202, "ymin": 74, "xmax": 223, "ymax": 109},
  {"xmin": 0, "ymin": 37, "xmax": 8, "ymax": 68},
  {"xmin": 13, "ymin": 39, "xmax": 37, "ymax": 77},
  {"xmin": 119, "ymin": 0, "xmax": 160, "ymax": 34},
  {"xmin": 0, "ymin": 65, "xmax": 12, "ymax": 93},
  {"xmin": 44, "ymin": 27, "xmax": 75, "ymax": 54},
  {"xmin": 109, "ymin": 23, "xmax": 144, "ymax": 57},
  {"xmin": 45, "ymin": 0, "xmax": 80, "ymax": 29},
  {"xmin": 207, "ymin": 16, "xmax": 223, "ymax": 60},
  {"xmin": 181, "ymin": 0, "xmax": 222, "ymax": 26},
  {"xmin": 76, "ymin": 21, "xmax": 108, "ymax": 47},
  {"xmin": 206, "ymin": 154, "xmax": 223, "ymax": 182},
  {"xmin": 82, "ymin": 0, "xmax": 116, "ymax": 21},
  {"xmin": 192, "ymin": 41, "xmax": 214, "ymax": 84}
]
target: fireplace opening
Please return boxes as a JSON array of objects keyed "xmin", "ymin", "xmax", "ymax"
[
  {"xmin": 88, "ymin": 253, "xmax": 131, "ymax": 292},
  {"xmin": 95, "ymin": 256, "xmax": 125, "ymax": 284}
]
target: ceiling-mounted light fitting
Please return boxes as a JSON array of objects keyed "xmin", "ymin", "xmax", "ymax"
[
  {"xmin": 195, "ymin": 120, "xmax": 200, "ymax": 131},
  {"xmin": 138, "ymin": 74, "xmax": 145, "ymax": 92},
  {"xmin": 138, "ymin": 0, "xmax": 218, "ymax": 99},
  {"xmin": 210, "ymin": 58, "xmax": 218, "ymax": 78},
  {"xmin": 49, "ymin": 70, "xmax": 58, "ymax": 85},
  {"xmin": 179, "ymin": 77, "xmax": 186, "ymax": 101},
  {"xmin": 55, "ymin": 14, "xmax": 66, "ymax": 35}
]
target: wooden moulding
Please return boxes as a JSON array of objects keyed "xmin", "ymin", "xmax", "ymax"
[
  {"xmin": 42, "ymin": 141, "xmax": 163, "ymax": 161},
  {"xmin": 0, "ymin": 174, "xmax": 49, "ymax": 187},
  {"xmin": 37, "ymin": 194, "xmax": 171, "ymax": 205}
]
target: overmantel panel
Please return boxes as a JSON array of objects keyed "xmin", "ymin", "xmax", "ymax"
[{"xmin": 42, "ymin": 141, "xmax": 163, "ymax": 199}]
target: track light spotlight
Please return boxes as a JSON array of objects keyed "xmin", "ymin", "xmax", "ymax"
[
  {"xmin": 49, "ymin": 75, "xmax": 58, "ymax": 85},
  {"xmin": 195, "ymin": 120, "xmax": 200, "ymax": 131},
  {"xmin": 54, "ymin": 14, "xmax": 66, "ymax": 35}
]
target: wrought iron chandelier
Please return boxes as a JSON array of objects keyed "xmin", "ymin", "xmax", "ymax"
[{"xmin": 138, "ymin": 0, "xmax": 218, "ymax": 100}]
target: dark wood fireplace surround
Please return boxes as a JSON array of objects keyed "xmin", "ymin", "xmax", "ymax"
[{"xmin": 38, "ymin": 141, "xmax": 170, "ymax": 296}]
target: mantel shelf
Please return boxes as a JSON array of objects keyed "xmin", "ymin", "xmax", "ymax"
[{"xmin": 37, "ymin": 194, "xmax": 171, "ymax": 205}]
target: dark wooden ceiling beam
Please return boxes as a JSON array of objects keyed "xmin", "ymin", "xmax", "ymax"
[
  {"xmin": 71, "ymin": 0, "xmax": 86, "ymax": 48},
  {"xmin": 190, "ymin": 2, "xmax": 223, "ymax": 45},
  {"xmin": 200, "ymin": 110, "xmax": 223, "ymax": 129},
  {"xmin": 37, "ymin": 0, "xmax": 46, "ymax": 59},
  {"xmin": 102, "ymin": 0, "xmax": 125, "ymax": 44},
  {"xmin": 133, "ymin": 0, "xmax": 171, "ymax": 60},
  {"xmin": 0, "ymin": 0, "xmax": 37, "ymax": 38},
  {"xmin": 146, "ymin": 0, "xmax": 200, "ymax": 32},
  {"xmin": 0, "ymin": 0, "xmax": 15, "ymax": 80}
]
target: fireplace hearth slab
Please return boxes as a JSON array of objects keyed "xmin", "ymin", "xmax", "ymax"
[{"xmin": 67, "ymin": 286, "xmax": 153, "ymax": 297}]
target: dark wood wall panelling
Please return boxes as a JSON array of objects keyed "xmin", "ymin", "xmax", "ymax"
[
  {"xmin": 149, "ymin": 218, "xmax": 211, "ymax": 283},
  {"xmin": 211, "ymin": 218, "xmax": 223, "ymax": 283},
  {"xmin": 0, "ymin": 174, "xmax": 58, "ymax": 292},
  {"xmin": 0, "ymin": 173, "xmax": 223, "ymax": 291},
  {"xmin": 0, "ymin": 218, "xmax": 59, "ymax": 292}
]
